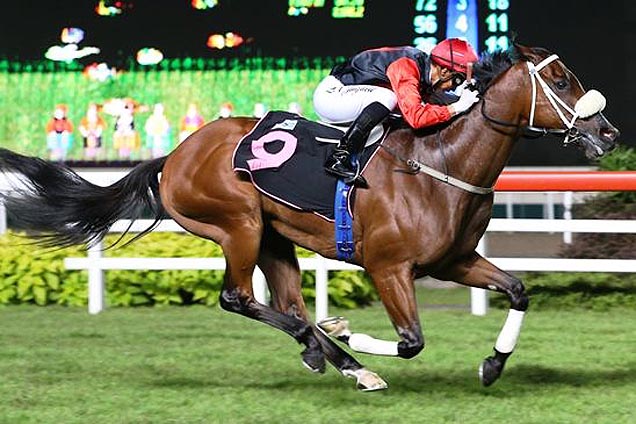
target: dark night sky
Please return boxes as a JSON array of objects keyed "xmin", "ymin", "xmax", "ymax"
[
  {"xmin": 1, "ymin": 0, "xmax": 633, "ymax": 164},
  {"xmin": 0, "ymin": 1, "xmax": 414, "ymax": 60}
]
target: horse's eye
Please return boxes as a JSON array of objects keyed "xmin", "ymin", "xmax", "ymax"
[{"xmin": 555, "ymin": 80, "xmax": 568, "ymax": 90}]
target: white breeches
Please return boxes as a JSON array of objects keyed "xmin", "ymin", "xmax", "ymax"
[{"xmin": 313, "ymin": 75, "xmax": 397, "ymax": 124}]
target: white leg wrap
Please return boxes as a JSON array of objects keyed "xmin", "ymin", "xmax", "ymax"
[
  {"xmin": 348, "ymin": 333, "xmax": 399, "ymax": 356},
  {"xmin": 495, "ymin": 309, "xmax": 526, "ymax": 354}
]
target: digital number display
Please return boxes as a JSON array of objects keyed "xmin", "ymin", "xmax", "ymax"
[
  {"xmin": 446, "ymin": 0, "xmax": 479, "ymax": 52},
  {"xmin": 412, "ymin": 0, "xmax": 511, "ymax": 53},
  {"xmin": 332, "ymin": 0, "xmax": 365, "ymax": 18},
  {"xmin": 288, "ymin": 0, "xmax": 365, "ymax": 19},
  {"xmin": 483, "ymin": 0, "xmax": 510, "ymax": 52},
  {"xmin": 413, "ymin": 0, "xmax": 440, "ymax": 52}
]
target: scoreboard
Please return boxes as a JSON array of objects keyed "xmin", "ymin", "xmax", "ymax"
[
  {"xmin": 412, "ymin": 0, "xmax": 511, "ymax": 53},
  {"xmin": 2, "ymin": 1, "xmax": 514, "ymax": 61},
  {"xmin": 285, "ymin": 1, "xmax": 513, "ymax": 55}
]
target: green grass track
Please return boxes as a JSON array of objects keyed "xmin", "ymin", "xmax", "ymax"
[{"xmin": 0, "ymin": 301, "xmax": 634, "ymax": 423}]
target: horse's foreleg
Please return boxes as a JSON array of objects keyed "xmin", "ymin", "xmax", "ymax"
[
  {"xmin": 258, "ymin": 231, "xmax": 387, "ymax": 391},
  {"xmin": 325, "ymin": 264, "xmax": 423, "ymax": 360},
  {"xmin": 218, "ymin": 226, "xmax": 326, "ymax": 374},
  {"xmin": 433, "ymin": 252, "xmax": 529, "ymax": 387}
]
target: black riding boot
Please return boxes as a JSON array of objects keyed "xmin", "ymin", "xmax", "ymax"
[{"xmin": 324, "ymin": 102, "xmax": 390, "ymax": 187}]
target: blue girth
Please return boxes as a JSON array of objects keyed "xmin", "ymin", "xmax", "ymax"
[{"xmin": 334, "ymin": 179, "xmax": 354, "ymax": 260}]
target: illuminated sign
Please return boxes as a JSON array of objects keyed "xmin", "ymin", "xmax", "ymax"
[
  {"xmin": 446, "ymin": 0, "xmax": 478, "ymax": 51},
  {"xmin": 332, "ymin": 0, "xmax": 365, "ymax": 19},
  {"xmin": 413, "ymin": 0, "xmax": 441, "ymax": 53},
  {"xmin": 288, "ymin": 0, "xmax": 364, "ymax": 19},
  {"xmin": 288, "ymin": 0, "xmax": 326, "ymax": 16},
  {"xmin": 192, "ymin": 0, "xmax": 218, "ymax": 10},
  {"xmin": 483, "ymin": 0, "xmax": 510, "ymax": 52},
  {"xmin": 412, "ymin": 0, "xmax": 511, "ymax": 53}
]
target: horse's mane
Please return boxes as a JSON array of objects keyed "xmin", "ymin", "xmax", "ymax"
[
  {"xmin": 472, "ymin": 49, "xmax": 517, "ymax": 94},
  {"xmin": 472, "ymin": 44, "xmax": 554, "ymax": 94}
]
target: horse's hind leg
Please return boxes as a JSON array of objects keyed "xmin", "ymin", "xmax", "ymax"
[
  {"xmin": 432, "ymin": 251, "xmax": 529, "ymax": 387},
  {"xmin": 211, "ymin": 220, "xmax": 326, "ymax": 373},
  {"xmin": 257, "ymin": 229, "xmax": 387, "ymax": 391}
]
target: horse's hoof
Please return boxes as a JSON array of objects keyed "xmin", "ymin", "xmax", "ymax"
[
  {"xmin": 479, "ymin": 356, "xmax": 503, "ymax": 387},
  {"xmin": 301, "ymin": 347, "xmax": 326, "ymax": 374},
  {"xmin": 317, "ymin": 316, "xmax": 351, "ymax": 340},
  {"xmin": 343, "ymin": 368, "xmax": 388, "ymax": 392}
]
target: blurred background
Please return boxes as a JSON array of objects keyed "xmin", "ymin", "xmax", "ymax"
[{"xmin": 0, "ymin": 0, "xmax": 632, "ymax": 165}]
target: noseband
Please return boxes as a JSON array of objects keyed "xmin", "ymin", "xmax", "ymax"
[{"xmin": 481, "ymin": 54, "xmax": 606, "ymax": 144}]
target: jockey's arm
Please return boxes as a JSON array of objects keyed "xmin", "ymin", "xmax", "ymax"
[{"xmin": 386, "ymin": 57, "xmax": 452, "ymax": 129}]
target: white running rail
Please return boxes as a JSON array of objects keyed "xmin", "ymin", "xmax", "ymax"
[{"xmin": 60, "ymin": 218, "xmax": 636, "ymax": 318}]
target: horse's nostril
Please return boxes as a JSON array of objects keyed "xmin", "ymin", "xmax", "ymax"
[{"xmin": 601, "ymin": 127, "xmax": 619, "ymax": 142}]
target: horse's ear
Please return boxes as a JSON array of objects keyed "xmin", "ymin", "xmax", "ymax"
[
  {"xmin": 513, "ymin": 42, "xmax": 533, "ymax": 60},
  {"xmin": 512, "ymin": 43, "xmax": 551, "ymax": 64}
]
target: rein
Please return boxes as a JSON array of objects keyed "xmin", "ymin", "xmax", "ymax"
[
  {"xmin": 380, "ymin": 143, "xmax": 494, "ymax": 195},
  {"xmin": 480, "ymin": 100, "xmax": 575, "ymax": 139}
]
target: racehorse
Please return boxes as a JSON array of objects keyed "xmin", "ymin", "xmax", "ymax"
[{"xmin": 0, "ymin": 44, "xmax": 619, "ymax": 391}]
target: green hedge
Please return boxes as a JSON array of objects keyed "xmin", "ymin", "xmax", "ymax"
[
  {"xmin": 491, "ymin": 272, "xmax": 636, "ymax": 310},
  {"xmin": 560, "ymin": 146, "xmax": 636, "ymax": 260},
  {"xmin": 4, "ymin": 231, "xmax": 634, "ymax": 310},
  {"xmin": 0, "ymin": 231, "xmax": 377, "ymax": 308}
]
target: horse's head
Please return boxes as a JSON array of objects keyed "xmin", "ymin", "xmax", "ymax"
[{"xmin": 513, "ymin": 44, "xmax": 619, "ymax": 159}]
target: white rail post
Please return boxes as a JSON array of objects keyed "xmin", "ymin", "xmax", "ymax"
[
  {"xmin": 545, "ymin": 192, "xmax": 555, "ymax": 222},
  {"xmin": 87, "ymin": 240, "xmax": 105, "ymax": 314},
  {"xmin": 252, "ymin": 266, "xmax": 269, "ymax": 305},
  {"xmin": 563, "ymin": 191, "xmax": 573, "ymax": 244},
  {"xmin": 0, "ymin": 199, "xmax": 6, "ymax": 234},
  {"xmin": 471, "ymin": 237, "xmax": 488, "ymax": 316},
  {"xmin": 315, "ymin": 256, "xmax": 329, "ymax": 322},
  {"xmin": 505, "ymin": 193, "xmax": 514, "ymax": 219}
]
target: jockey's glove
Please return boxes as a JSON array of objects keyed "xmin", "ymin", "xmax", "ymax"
[
  {"xmin": 453, "ymin": 79, "xmax": 477, "ymax": 96},
  {"xmin": 449, "ymin": 88, "xmax": 480, "ymax": 116}
]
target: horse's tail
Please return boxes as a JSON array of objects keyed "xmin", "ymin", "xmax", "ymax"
[{"xmin": 0, "ymin": 148, "xmax": 167, "ymax": 248}]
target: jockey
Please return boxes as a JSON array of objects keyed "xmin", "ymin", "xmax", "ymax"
[{"xmin": 313, "ymin": 38, "xmax": 480, "ymax": 186}]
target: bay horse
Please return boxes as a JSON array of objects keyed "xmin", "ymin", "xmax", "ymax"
[{"xmin": 0, "ymin": 44, "xmax": 619, "ymax": 391}]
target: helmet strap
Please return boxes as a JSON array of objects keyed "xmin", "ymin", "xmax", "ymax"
[{"xmin": 432, "ymin": 67, "xmax": 466, "ymax": 90}]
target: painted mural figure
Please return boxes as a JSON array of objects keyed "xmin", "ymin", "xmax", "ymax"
[
  {"xmin": 113, "ymin": 99, "xmax": 141, "ymax": 160},
  {"xmin": 45, "ymin": 104, "xmax": 74, "ymax": 161},
  {"xmin": 179, "ymin": 103, "xmax": 205, "ymax": 143},
  {"xmin": 79, "ymin": 103, "xmax": 106, "ymax": 160},
  {"xmin": 144, "ymin": 103, "xmax": 172, "ymax": 158}
]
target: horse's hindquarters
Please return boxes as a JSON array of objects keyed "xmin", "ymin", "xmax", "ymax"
[{"xmin": 159, "ymin": 118, "xmax": 261, "ymax": 241}]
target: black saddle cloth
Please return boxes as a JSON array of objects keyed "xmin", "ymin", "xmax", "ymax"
[{"xmin": 232, "ymin": 111, "xmax": 383, "ymax": 220}]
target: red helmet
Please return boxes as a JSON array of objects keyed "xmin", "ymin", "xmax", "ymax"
[{"xmin": 430, "ymin": 38, "xmax": 478, "ymax": 73}]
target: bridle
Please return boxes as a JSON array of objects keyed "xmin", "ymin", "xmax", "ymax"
[{"xmin": 481, "ymin": 54, "xmax": 606, "ymax": 144}]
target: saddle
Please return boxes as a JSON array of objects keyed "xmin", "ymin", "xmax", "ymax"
[{"xmin": 232, "ymin": 111, "xmax": 387, "ymax": 221}]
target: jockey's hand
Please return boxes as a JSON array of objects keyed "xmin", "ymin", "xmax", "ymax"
[
  {"xmin": 450, "ymin": 88, "xmax": 479, "ymax": 116},
  {"xmin": 453, "ymin": 79, "xmax": 477, "ymax": 96}
]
